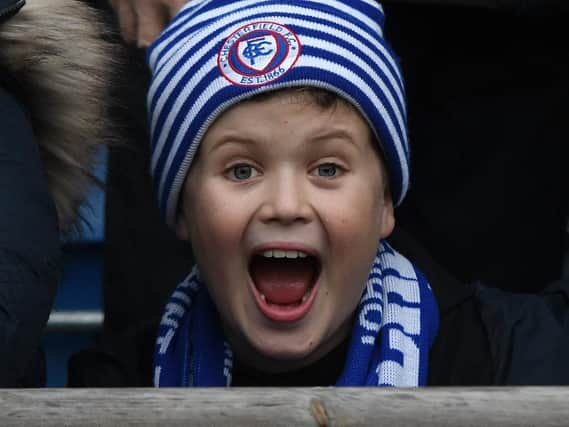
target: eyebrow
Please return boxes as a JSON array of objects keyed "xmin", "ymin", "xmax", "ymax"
[
  {"xmin": 205, "ymin": 135, "xmax": 257, "ymax": 155},
  {"xmin": 309, "ymin": 129, "xmax": 363, "ymax": 152},
  {"xmin": 206, "ymin": 128, "xmax": 363, "ymax": 154}
]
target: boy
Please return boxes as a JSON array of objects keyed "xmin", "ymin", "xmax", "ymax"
[{"xmin": 146, "ymin": 0, "xmax": 569, "ymax": 387}]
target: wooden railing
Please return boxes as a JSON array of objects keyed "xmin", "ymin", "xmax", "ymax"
[{"xmin": 1, "ymin": 387, "xmax": 568, "ymax": 426}]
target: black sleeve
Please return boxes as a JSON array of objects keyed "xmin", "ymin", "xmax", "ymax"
[
  {"xmin": 477, "ymin": 280, "xmax": 569, "ymax": 385},
  {"xmin": 0, "ymin": 86, "xmax": 60, "ymax": 387}
]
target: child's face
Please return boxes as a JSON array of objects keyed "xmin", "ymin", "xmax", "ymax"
[{"xmin": 177, "ymin": 91, "xmax": 394, "ymax": 373}]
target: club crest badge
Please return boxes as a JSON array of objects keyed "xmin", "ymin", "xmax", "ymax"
[{"xmin": 218, "ymin": 21, "xmax": 301, "ymax": 87}]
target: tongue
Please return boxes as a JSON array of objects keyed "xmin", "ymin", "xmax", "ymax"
[{"xmin": 251, "ymin": 257, "xmax": 315, "ymax": 305}]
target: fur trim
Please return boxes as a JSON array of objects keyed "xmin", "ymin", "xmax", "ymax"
[{"xmin": 0, "ymin": 0, "xmax": 118, "ymax": 230}]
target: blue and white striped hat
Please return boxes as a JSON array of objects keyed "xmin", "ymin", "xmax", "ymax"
[{"xmin": 147, "ymin": 0, "xmax": 409, "ymax": 227}]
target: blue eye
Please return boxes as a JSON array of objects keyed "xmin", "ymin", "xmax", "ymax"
[
  {"xmin": 229, "ymin": 164, "xmax": 256, "ymax": 181},
  {"xmin": 316, "ymin": 163, "xmax": 338, "ymax": 177}
]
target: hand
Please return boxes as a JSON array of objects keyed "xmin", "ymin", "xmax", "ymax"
[{"xmin": 109, "ymin": 0, "xmax": 188, "ymax": 47}]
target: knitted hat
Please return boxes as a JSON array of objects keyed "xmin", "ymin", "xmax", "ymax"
[{"xmin": 147, "ymin": 0, "xmax": 409, "ymax": 227}]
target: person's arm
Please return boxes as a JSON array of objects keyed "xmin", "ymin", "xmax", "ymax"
[
  {"xmin": 109, "ymin": 0, "xmax": 187, "ymax": 47},
  {"xmin": 0, "ymin": 86, "xmax": 60, "ymax": 387},
  {"xmin": 477, "ymin": 280, "xmax": 569, "ymax": 385}
]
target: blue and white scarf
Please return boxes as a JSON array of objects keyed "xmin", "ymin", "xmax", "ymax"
[{"xmin": 154, "ymin": 241, "xmax": 439, "ymax": 387}]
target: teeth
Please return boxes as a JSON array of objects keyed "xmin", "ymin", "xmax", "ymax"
[
  {"xmin": 301, "ymin": 293, "xmax": 308, "ymax": 303},
  {"xmin": 261, "ymin": 250, "xmax": 310, "ymax": 259},
  {"xmin": 260, "ymin": 293, "xmax": 266, "ymax": 303},
  {"xmin": 273, "ymin": 250, "xmax": 286, "ymax": 258}
]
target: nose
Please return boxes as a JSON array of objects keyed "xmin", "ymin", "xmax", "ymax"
[{"xmin": 258, "ymin": 169, "xmax": 313, "ymax": 225}]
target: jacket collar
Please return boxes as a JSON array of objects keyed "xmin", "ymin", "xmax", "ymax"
[{"xmin": 0, "ymin": 0, "xmax": 24, "ymax": 23}]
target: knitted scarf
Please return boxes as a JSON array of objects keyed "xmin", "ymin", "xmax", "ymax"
[{"xmin": 154, "ymin": 241, "xmax": 439, "ymax": 387}]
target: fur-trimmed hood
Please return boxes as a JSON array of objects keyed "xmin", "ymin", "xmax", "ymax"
[{"xmin": 0, "ymin": 0, "xmax": 118, "ymax": 230}]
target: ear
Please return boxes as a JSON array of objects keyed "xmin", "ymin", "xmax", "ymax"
[
  {"xmin": 378, "ymin": 188, "xmax": 395, "ymax": 239},
  {"xmin": 175, "ymin": 210, "xmax": 191, "ymax": 241}
]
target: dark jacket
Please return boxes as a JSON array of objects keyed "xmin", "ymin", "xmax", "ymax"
[
  {"xmin": 0, "ymin": 0, "xmax": 58, "ymax": 388},
  {"xmin": 0, "ymin": 0, "xmax": 117, "ymax": 386},
  {"xmin": 390, "ymin": 228, "xmax": 569, "ymax": 385},
  {"xmin": 0, "ymin": 0, "xmax": 22, "ymax": 21},
  {"xmin": 0, "ymin": 87, "xmax": 60, "ymax": 387}
]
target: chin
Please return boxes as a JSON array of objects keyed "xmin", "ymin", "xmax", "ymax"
[
  {"xmin": 242, "ymin": 326, "xmax": 325, "ymax": 372},
  {"xmin": 259, "ymin": 341, "xmax": 315, "ymax": 360}
]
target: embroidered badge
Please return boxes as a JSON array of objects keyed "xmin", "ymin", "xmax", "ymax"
[{"xmin": 218, "ymin": 21, "xmax": 301, "ymax": 87}]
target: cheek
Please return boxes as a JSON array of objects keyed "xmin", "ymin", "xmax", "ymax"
[
  {"xmin": 188, "ymin": 190, "xmax": 244, "ymax": 252},
  {"xmin": 322, "ymin": 187, "xmax": 385, "ymax": 242},
  {"xmin": 316, "ymin": 185, "xmax": 386, "ymax": 291},
  {"xmin": 185, "ymin": 187, "xmax": 249, "ymax": 306}
]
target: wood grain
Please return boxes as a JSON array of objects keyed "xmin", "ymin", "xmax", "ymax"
[{"xmin": 1, "ymin": 387, "xmax": 568, "ymax": 426}]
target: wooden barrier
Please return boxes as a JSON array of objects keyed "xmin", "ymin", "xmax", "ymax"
[{"xmin": 1, "ymin": 387, "xmax": 568, "ymax": 426}]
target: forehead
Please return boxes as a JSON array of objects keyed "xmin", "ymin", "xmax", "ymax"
[{"xmin": 203, "ymin": 89, "xmax": 373, "ymax": 143}]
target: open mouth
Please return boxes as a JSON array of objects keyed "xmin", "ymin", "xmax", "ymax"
[{"xmin": 249, "ymin": 249, "xmax": 321, "ymax": 323}]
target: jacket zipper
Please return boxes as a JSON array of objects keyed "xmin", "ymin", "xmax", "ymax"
[{"xmin": 0, "ymin": 0, "xmax": 25, "ymax": 21}]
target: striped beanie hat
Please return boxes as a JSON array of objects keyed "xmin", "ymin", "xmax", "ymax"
[{"xmin": 147, "ymin": 0, "xmax": 409, "ymax": 227}]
